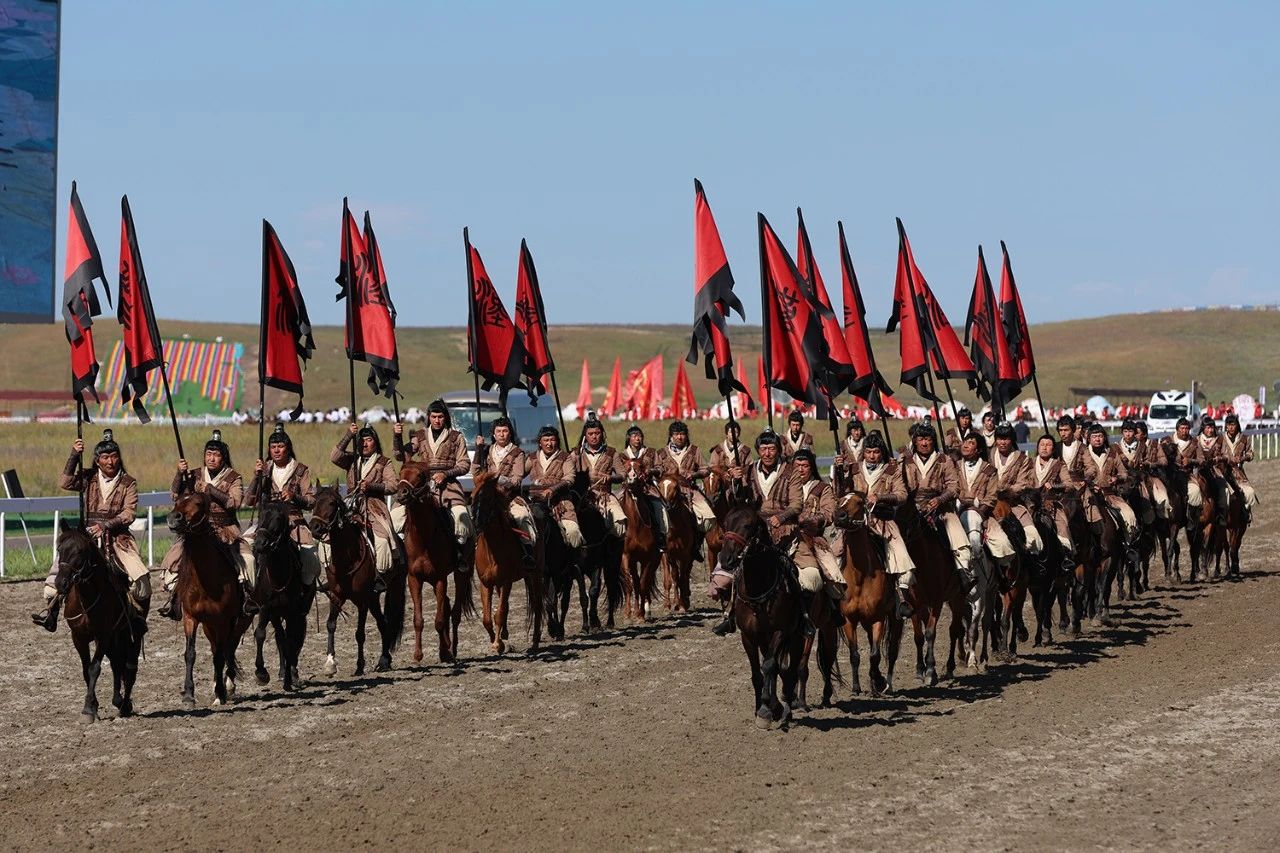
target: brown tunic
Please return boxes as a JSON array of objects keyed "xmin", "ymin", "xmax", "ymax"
[
  {"xmin": 795, "ymin": 479, "xmax": 837, "ymax": 567},
  {"xmin": 1030, "ymin": 456, "xmax": 1075, "ymax": 493},
  {"xmin": 527, "ymin": 450, "xmax": 577, "ymax": 522},
  {"xmin": 943, "ymin": 425, "xmax": 979, "ymax": 458},
  {"xmin": 613, "ymin": 445, "xmax": 657, "ymax": 483},
  {"xmin": 472, "ymin": 442, "xmax": 528, "ymax": 490},
  {"xmin": 171, "ymin": 466, "xmax": 243, "ymax": 544},
  {"xmin": 1159, "ymin": 435, "xmax": 1204, "ymax": 471},
  {"xmin": 394, "ymin": 427, "xmax": 470, "ymax": 506},
  {"xmin": 572, "ymin": 444, "xmax": 620, "ymax": 497},
  {"xmin": 780, "ymin": 429, "xmax": 815, "ymax": 461},
  {"xmin": 331, "ymin": 435, "xmax": 399, "ymax": 540},
  {"xmin": 847, "ymin": 460, "xmax": 908, "ymax": 507},
  {"xmin": 955, "ymin": 458, "xmax": 998, "ymax": 517},
  {"xmin": 1221, "ymin": 432, "xmax": 1253, "ymax": 482},
  {"xmin": 60, "ymin": 453, "xmax": 140, "ymax": 553},
  {"xmin": 989, "ymin": 449, "xmax": 1034, "ymax": 500},
  {"xmin": 655, "ymin": 444, "xmax": 707, "ymax": 492},
  {"xmin": 1080, "ymin": 445, "xmax": 1130, "ymax": 492},
  {"xmin": 1058, "ymin": 440, "xmax": 1088, "ymax": 483},
  {"xmin": 748, "ymin": 460, "xmax": 801, "ymax": 544},
  {"xmin": 902, "ymin": 451, "xmax": 960, "ymax": 513},
  {"xmin": 246, "ymin": 460, "xmax": 316, "ymax": 546},
  {"xmin": 708, "ymin": 440, "xmax": 752, "ymax": 471}
]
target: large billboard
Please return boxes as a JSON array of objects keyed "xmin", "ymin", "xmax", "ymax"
[{"xmin": 0, "ymin": 0, "xmax": 59, "ymax": 323}]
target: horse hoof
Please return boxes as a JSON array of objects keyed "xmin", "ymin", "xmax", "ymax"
[
  {"xmin": 226, "ymin": 680, "xmax": 236, "ymax": 700},
  {"xmin": 181, "ymin": 697, "xmax": 196, "ymax": 711},
  {"xmin": 323, "ymin": 656, "xmax": 337, "ymax": 677},
  {"xmin": 80, "ymin": 712, "xmax": 97, "ymax": 725},
  {"xmin": 375, "ymin": 656, "xmax": 392, "ymax": 673},
  {"xmin": 255, "ymin": 669, "xmax": 270, "ymax": 686},
  {"xmin": 117, "ymin": 701, "xmax": 133, "ymax": 718},
  {"xmin": 754, "ymin": 711, "xmax": 773, "ymax": 730},
  {"xmin": 412, "ymin": 651, "xmax": 424, "ymax": 664},
  {"xmin": 213, "ymin": 697, "xmax": 224, "ymax": 707}
]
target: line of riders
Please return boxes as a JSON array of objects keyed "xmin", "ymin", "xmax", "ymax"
[{"xmin": 31, "ymin": 399, "xmax": 1260, "ymax": 642}]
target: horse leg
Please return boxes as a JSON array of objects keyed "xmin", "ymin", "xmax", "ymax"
[
  {"xmin": 757, "ymin": 647, "xmax": 780, "ymax": 729},
  {"xmin": 1070, "ymin": 572, "xmax": 1085, "ymax": 637},
  {"xmin": 795, "ymin": 633, "xmax": 814, "ymax": 712},
  {"xmin": 182, "ymin": 619, "xmax": 198, "ymax": 710},
  {"xmin": 576, "ymin": 568, "xmax": 591, "ymax": 633},
  {"xmin": 119, "ymin": 638, "xmax": 140, "ymax": 717},
  {"xmin": 924, "ymin": 611, "xmax": 940, "ymax": 688},
  {"xmin": 409, "ymin": 573, "xmax": 426, "ymax": 664},
  {"xmin": 353, "ymin": 605, "xmax": 368, "ymax": 677},
  {"xmin": 817, "ymin": 626, "xmax": 837, "ymax": 708},
  {"xmin": 224, "ymin": 631, "xmax": 239, "ymax": 701},
  {"xmin": 745, "ymin": 639, "xmax": 765, "ymax": 719},
  {"xmin": 254, "ymin": 612, "xmax": 270, "ymax": 685},
  {"xmin": 868, "ymin": 621, "xmax": 888, "ymax": 696},
  {"xmin": 368, "ymin": 594, "xmax": 393, "ymax": 672},
  {"xmin": 1057, "ymin": 581, "xmax": 1070, "ymax": 631},
  {"xmin": 211, "ymin": 637, "xmax": 228, "ymax": 707},
  {"xmin": 479, "ymin": 581, "xmax": 496, "ymax": 649},
  {"xmin": 885, "ymin": 615, "xmax": 903, "ymax": 694},
  {"xmin": 324, "ymin": 597, "xmax": 339, "ymax": 677},
  {"xmin": 526, "ymin": 574, "xmax": 544, "ymax": 653},
  {"xmin": 433, "ymin": 580, "xmax": 452, "ymax": 664},
  {"xmin": 75, "ymin": 635, "xmax": 98, "ymax": 723},
  {"xmin": 271, "ymin": 613, "xmax": 292, "ymax": 691},
  {"xmin": 913, "ymin": 613, "xmax": 926, "ymax": 684},
  {"xmin": 844, "ymin": 619, "xmax": 862, "ymax": 696},
  {"xmin": 661, "ymin": 554, "xmax": 673, "ymax": 611},
  {"xmin": 492, "ymin": 585, "xmax": 509, "ymax": 656}
]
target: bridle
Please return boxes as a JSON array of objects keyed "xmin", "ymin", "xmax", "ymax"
[{"xmin": 721, "ymin": 523, "xmax": 786, "ymax": 609}]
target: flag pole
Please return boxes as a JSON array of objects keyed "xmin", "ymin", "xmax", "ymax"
[
  {"xmin": 463, "ymin": 227, "xmax": 483, "ymax": 439},
  {"xmin": 757, "ymin": 213, "xmax": 773, "ymax": 432},
  {"xmin": 1031, "ymin": 373, "xmax": 1051, "ymax": 438},
  {"xmin": 257, "ymin": 220, "xmax": 269, "ymax": 481},
  {"xmin": 75, "ymin": 388, "xmax": 86, "ymax": 531},
  {"xmin": 342, "ymin": 198, "xmax": 357, "ymax": 422},
  {"xmin": 548, "ymin": 371, "xmax": 568, "ymax": 451}
]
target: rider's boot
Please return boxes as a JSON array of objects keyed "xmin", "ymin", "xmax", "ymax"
[
  {"xmin": 800, "ymin": 591, "xmax": 818, "ymax": 638},
  {"xmin": 241, "ymin": 580, "xmax": 261, "ymax": 615},
  {"xmin": 159, "ymin": 592, "xmax": 182, "ymax": 621},
  {"xmin": 712, "ymin": 609, "xmax": 737, "ymax": 636},
  {"xmin": 31, "ymin": 594, "xmax": 62, "ymax": 633},
  {"xmin": 894, "ymin": 583, "xmax": 914, "ymax": 619},
  {"xmin": 520, "ymin": 539, "xmax": 537, "ymax": 569},
  {"xmin": 693, "ymin": 526, "xmax": 706, "ymax": 562}
]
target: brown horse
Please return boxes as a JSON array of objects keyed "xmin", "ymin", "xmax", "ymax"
[
  {"xmin": 169, "ymin": 492, "xmax": 251, "ymax": 708},
  {"xmin": 1183, "ymin": 470, "xmax": 1217, "ymax": 583},
  {"xmin": 718, "ymin": 504, "xmax": 805, "ymax": 729},
  {"xmin": 310, "ymin": 485, "xmax": 406, "ymax": 676},
  {"xmin": 657, "ymin": 474, "xmax": 697, "ymax": 613},
  {"xmin": 249, "ymin": 501, "xmax": 314, "ymax": 691},
  {"xmin": 832, "ymin": 491, "xmax": 900, "ymax": 696},
  {"xmin": 988, "ymin": 499, "xmax": 1028, "ymax": 662},
  {"xmin": 395, "ymin": 462, "xmax": 474, "ymax": 663},
  {"xmin": 702, "ymin": 465, "xmax": 750, "ymax": 580},
  {"xmin": 1214, "ymin": 470, "xmax": 1248, "ymax": 579},
  {"xmin": 618, "ymin": 479, "xmax": 661, "ymax": 621},
  {"xmin": 894, "ymin": 501, "xmax": 962, "ymax": 688},
  {"xmin": 471, "ymin": 469, "xmax": 543, "ymax": 655},
  {"xmin": 55, "ymin": 523, "xmax": 146, "ymax": 722}
]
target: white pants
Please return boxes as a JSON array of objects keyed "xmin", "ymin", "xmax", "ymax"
[
  {"xmin": 161, "ymin": 539, "xmax": 253, "ymax": 589},
  {"xmin": 1150, "ymin": 477, "xmax": 1171, "ymax": 518},
  {"xmin": 47, "ymin": 538, "xmax": 150, "ymax": 607},
  {"xmin": 317, "ymin": 534, "xmax": 392, "ymax": 575},
  {"xmin": 559, "ymin": 517, "xmax": 584, "ymax": 548},
  {"xmin": 600, "ymin": 493, "xmax": 627, "ymax": 538},
  {"xmin": 1241, "ymin": 482, "xmax": 1259, "ymax": 507},
  {"xmin": 937, "ymin": 511, "xmax": 972, "ymax": 572},
  {"xmin": 961, "ymin": 509, "xmax": 1014, "ymax": 562},
  {"xmin": 858, "ymin": 519, "xmax": 917, "ymax": 575},
  {"xmin": 689, "ymin": 490, "xmax": 716, "ymax": 532},
  {"xmin": 451, "ymin": 504, "xmax": 474, "ymax": 544},
  {"xmin": 1186, "ymin": 478, "xmax": 1203, "ymax": 508},
  {"xmin": 509, "ymin": 497, "xmax": 538, "ymax": 544},
  {"xmin": 795, "ymin": 544, "xmax": 846, "ymax": 599},
  {"xmin": 1105, "ymin": 496, "xmax": 1139, "ymax": 539}
]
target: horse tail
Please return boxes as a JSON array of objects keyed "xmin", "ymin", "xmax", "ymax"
[
  {"xmin": 383, "ymin": 560, "xmax": 407, "ymax": 651},
  {"xmin": 603, "ymin": 541, "xmax": 625, "ymax": 615},
  {"xmin": 523, "ymin": 572, "xmax": 544, "ymax": 636},
  {"xmin": 455, "ymin": 564, "xmax": 477, "ymax": 620},
  {"xmin": 818, "ymin": 627, "xmax": 843, "ymax": 690}
]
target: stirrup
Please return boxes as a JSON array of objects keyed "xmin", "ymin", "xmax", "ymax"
[
  {"xmin": 373, "ymin": 574, "xmax": 387, "ymax": 595},
  {"xmin": 31, "ymin": 606, "xmax": 58, "ymax": 633},
  {"xmin": 711, "ymin": 612, "xmax": 736, "ymax": 636}
]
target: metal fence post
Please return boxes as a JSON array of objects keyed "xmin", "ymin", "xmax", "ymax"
[
  {"xmin": 0, "ymin": 511, "xmax": 6, "ymax": 578},
  {"xmin": 147, "ymin": 506, "xmax": 154, "ymax": 567}
]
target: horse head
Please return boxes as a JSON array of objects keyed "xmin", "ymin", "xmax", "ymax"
[
  {"xmin": 57, "ymin": 520, "xmax": 105, "ymax": 586},
  {"xmin": 168, "ymin": 492, "xmax": 213, "ymax": 536},
  {"xmin": 469, "ymin": 468, "xmax": 505, "ymax": 530},
  {"xmin": 716, "ymin": 503, "xmax": 767, "ymax": 572},
  {"xmin": 656, "ymin": 473, "xmax": 682, "ymax": 506},
  {"xmin": 308, "ymin": 483, "xmax": 346, "ymax": 543},
  {"xmin": 253, "ymin": 501, "xmax": 294, "ymax": 557},
  {"xmin": 833, "ymin": 490, "xmax": 869, "ymax": 528},
  {"xmin": 395, "ymin": 461, "xmax": 436, "ymax": 506}
]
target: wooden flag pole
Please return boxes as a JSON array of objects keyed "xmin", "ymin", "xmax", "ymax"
[
  {"xmin": 342, "ymin": 198, "xmax": 357, "ymax": 421},
  {"xmin": 757, "ymin": 213, "xmax": 774, "ymax": 433}
]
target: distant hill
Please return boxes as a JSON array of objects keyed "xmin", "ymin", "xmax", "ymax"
[{"xmin": 1, "ymin": 310, "xmax": 1276, "ymax": 414}]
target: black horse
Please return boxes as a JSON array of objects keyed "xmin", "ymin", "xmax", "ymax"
[
  {"xmin": 55, "ymin": 523, "xmax": 146, "ymax": 722},
  {"xmin": 251, "ymin": 502, "xmax": 314, "ymax": 691},
  {"xmin": 717, "ymin": 504, "xmax": 805, "ymax": 730}
]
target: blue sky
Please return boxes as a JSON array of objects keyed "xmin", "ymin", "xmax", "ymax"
[{"xmin": 54, "ymin": 1, "xmax": 1278, "ymax": 329}]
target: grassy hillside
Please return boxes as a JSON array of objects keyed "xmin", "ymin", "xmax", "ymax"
[{"xmin": 1, "ymin": 309, "xmax": 1277, "ymax": 415}]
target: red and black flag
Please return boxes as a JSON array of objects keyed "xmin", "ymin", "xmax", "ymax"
[
  {"xmin": 62, "ymin": 182, "xmax": 110, "ymax": 409},
  {"xmin": 759, "ymin": 212, "xmax": 829, "ymax": 409},
  {"xmin": 887, "ymin": 218, "xmax": 975, "ymax": 399},
  {"xmin": 965, "ymin": 245, "xmax": 1017, "ymax": 406},
  {"xmin": 837, "ymin": 221, "xmax": 892, "ymax": 416},
  {"xmin": 260, "ymin": 220, "xmax": 315, "ymax": 418},
  {"xmin": 117, "ymin": 195, "xmax": 164, "ymax": 423},
  {"xmin": 687, "ymin": 180, "xmax": 751, "ymax": 405},
  {"xmin": 335, "ymin": 201, "xmax": 399, "ymax": 398},
  {"xmin": 465, "ymin": 229, "xmax": 526, "ymax": 406},
  {"xmin": 514, "ymin": 239, "xmax": 554, "ymax": 401},
  {"xmin": 998, "ymin": 240, "xmax": 1035, "ymax": 390},
  {"xmin": 796, "ymin": 208, "xmax": 855, "ymax": 395}
]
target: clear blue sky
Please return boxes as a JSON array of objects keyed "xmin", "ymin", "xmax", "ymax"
[{"xmin": 55, "ymin": 1, "xmax": 1278, "ymax": 330}]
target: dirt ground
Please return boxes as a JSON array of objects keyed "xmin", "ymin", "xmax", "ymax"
[{"xmin": 1, "ymin": 465, "xmax": 1277, "ymax": 852}]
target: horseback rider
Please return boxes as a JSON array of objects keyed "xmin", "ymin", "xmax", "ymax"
[
  {"xmin": 955, "ymin": 433, "xmax": 1019, "ymax": 589},
  {"xmin": 1195, "ymin": 418, "xmax": 1232, "ymax": 525},
  {"xmin": 473, "ymin": 416, "xmax": 538, "ymax": 567},
  {"xmin": 1056, "ymin": 415, "xmax": 1086, "ymax": 482},
  {"xmin": 1134, "ymin": 420, "xmax": 1173, "ymax": 519},
  {"xmin": 526, "ymin": 426, "xmax": 584, "ymax": 549},
  {"xmin": 331, "ymin": 421, "xmax": 402, "ymax": 588},
  {"xmin": 159, "ymin": 429, "xmax": 251, "ymax": 620},
  {"xmin": 780, "ymin": 410, "xmax": 815, "ymax": 462},
  {"xmin": 943, "ymin": 408, "xmax": 976, "ymax": 459},
  {"xmin": 834, "ymin": 418, "xmax": 869, "ymax": 481},
  {"xmin": 393, "ymin": 399, "xmax": 475, "ymax": 563},
  {"xmin": 1080, "ymin": 423, "xmax": 1141, "ymax": 563},
  {"xmin": 1160, "ymin": 417, "xmax": 1206, "ymax": 512},
  {"xmin": 32, "ymin": 429, "xmax": 151, "ymax": 632},
  {"xmin": 613, "ymin": 423, "xmax": 664, "ymax": 549},
  {"xmin": 1117, "ymin": 419, "xmax": 1158, "ymax": 527},
  {"xmin": 790, "ymin": 448, "xmax": 847, "ymax": 631},
  {"xmin": 837, "ymin": 431, "xmax": 916, "ymax": 617},
  {"xmin": 989, "ymin": 422, "xmax": 1045, "ymax": 554},
  {"xmin": 655, "ymin": 421, "xmax": 717, "ymax": 560},
  {"xmin": 1221, "ymin": 414, "xmax": 1259, "ymax": 522},
  {"xmin": 1029, "ymin": 433, "xmax": 1080, "ymax": 565},
  {"xmin": 979, "ymin": 410, "xmax": 998, "ymax": 448},
  {"xmin": 572, "ymin": 416, "xmax": 627, "ymax": 539},
  {"xmin": 246, "ymin": 424, "xmax": 323, "ymax": 590},
  {"xmin": 708, "ymin": 421, "xmax": 752, "ymax": 490},
  {"xmin": 902, "ymin": 421, "xmax": 973, "ymax": 585}
]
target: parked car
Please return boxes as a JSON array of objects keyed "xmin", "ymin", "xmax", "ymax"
[{"xmin": 437, "ymin": 390, "xmax": 564, "ymax": 455}]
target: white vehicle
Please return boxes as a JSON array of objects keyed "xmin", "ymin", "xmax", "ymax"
[{"xmin": 1147, "ymin": 390, "xmax": 1201, "ymax": 434}]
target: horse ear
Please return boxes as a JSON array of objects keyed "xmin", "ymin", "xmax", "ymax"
[{"xmin": 59, "ymin": 517, "xmax": 71, "ymax": 533}]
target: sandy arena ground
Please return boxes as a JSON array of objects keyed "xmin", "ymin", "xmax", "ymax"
[{"xmin": 1, "ymin": 465, "xmax": 1277, "ymax": 852}]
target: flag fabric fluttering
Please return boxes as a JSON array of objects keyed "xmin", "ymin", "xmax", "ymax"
[
  {"xmin": 759, "ymin": 213, "xmax": 830, "ymax": 408},
  {"xmin": 756, "ymin": 354, "xmax": 767, "ymax": 418},
  {"xmin": 601, "ymin": 356, "xmax": 622, "ymax": 417},
  {"xmin": 574, "ymin": 358, "xmax": 591, "ymax": 415},
  {"xmin": 687, "ymin": 180, "xmax": 751, "ymax": 402},
  {"xmin": 260, "ymin": 220, "xmax": 315, "ymax": 417},
  {"xmin": 117, "ymin": 195, "xmax": 164, "ymax": 423},
  {"xmin": 623, "ymin": 355, "xmax": 663, "ymax": 419},
  {"xmin": 999, "ymin": 240, "xmax": 1035, "ymax": 390},
  {"xmin": 359, "ymin": 210, "xmax": 400, "ymax": 398},
  {"xmin": 62, "ymin": 182, "xmax": 110, "ymax": 409},
  {"xmin": 514, "ymin": 239, "xmax": 555, "ymax": 401},
  {"xmin": 796, "ymin": 208, "xmax": 855, "ymax": 396},
  {"xmin": 465, "ymin": 235, "xmax": 526, "ymax": 406},
  {"xmin": 670, "ymin": 359, "xmax": 698, "ymax": 417},
  {"xmin": 965, "ymin": 245, "xmax": 1017, "ymax": 406},
  {"xmin": 837, "ymin": 221, "xmax": 892, "ymax": 417}
]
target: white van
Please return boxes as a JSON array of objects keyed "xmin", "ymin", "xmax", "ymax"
[{"xmin": 1147, "ymin": 390, "xmax": 1201, "ymax": 435}]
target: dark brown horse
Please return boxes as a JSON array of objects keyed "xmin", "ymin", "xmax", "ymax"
[
  {"xmin": 988, "ymin": 499, "xmax": 1028, "ymax": 662},
  {"xmin": 703, "ymin": 465, "xmax": 750, "ymax": 582},
  {"xmin": 832, "ymin": 491, "xmax": 901, "ymax": 696},
  {"xmin": 471, "ymin": 470, "xmax": 543, "ymax": 655},
  {"xmin": 1214, "ymin": 470, "xmax": 1248, "ymax": 579},
  {"xmin": 895, "ymin": 501, "xmax": 962, "ymax": 688},
  {"xmin": 618, "ymin": 479, "xmax": 661, "ymax": 621},
  {"xmin": 169, "ymin": 492, "xmax": 251, "ymax": 708},
  {"xmin": 395, "ymin": 462, "xmax": 474, "ymax": 662},
  {"xmin": 718, "ymin": 504, "xmax": 805, "ymax": 729},
  {"xmin": 310, "ymin": 485, "xmax": 406, "ymax": 676},
  {"xmin": 55, "ymin": 523, "xmax": 146, "ymax": 722},
  {"xmin": 249, "ymin": 501, "xmax": 313, "ymax": 691},
  {"xmin": 657, "ymin": 474, "xmax": 697, "ymax": 613}
]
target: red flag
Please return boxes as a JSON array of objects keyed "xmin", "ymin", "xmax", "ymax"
[
  {"xmin": 796, "ymin": 208, "xmax": 855, "ymax": 394},
  {"xmin": 965, "ymin": 245, "xmax": 1017, "ymax": 405},
  {"xmin": 671, "ymin": 359, "xmax": 698, "ymax": 417},
  {"xmin": 999, "ymin": 241, "xmax": 1035, "ymax": 388},
  {"xmin": 360, "ymin": 210, "xmax": 400, "ymax": 397},
  {"xmin": 336, "ymin": 201, "xmax": 398, "ymax": 397},
  {"xmin": 623, "ymin": 362, "xmax": 649, "ymax": 417},
  {"xmin": 687, "ymin": 180, "xmax": 750, "ymax": 402},
  {"xmin": 514, "ymin": 239, "xmax": 555, "ymax": 399},
  {"xmin": 756, "ymin": 354, "xmax": 767, "ymax": 417},
  {"xmin": 758, "ymin": 213, "xmax": 828, "ymax": 407},
  {"xmin": 117, "ymin": 195, "xmax": 163, "ymax": 423},
  {"xmin": 465, "ymin": 230, "xmax": 526, "ymax": 404},
  {"xmin": 260, "ymin": 220, "xmax": 315, "ymax": 417},
  {"xmin": 837, "ymin": 221, "xmax": 892, "ymax": 417},
  {"xmin": 574, "ymin": 358, "xmax": 591, "ymax": 414},
  {"xmin": 601, "ymin": 356, "xmax": 622, "ymax": 417},
  {"xmin": 62, "ymin": 182, "xmax": 109, "ymax": 408},
  {"xmin": 647, "ymin": 354, "xmax": 665, "ymax": 419}
]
